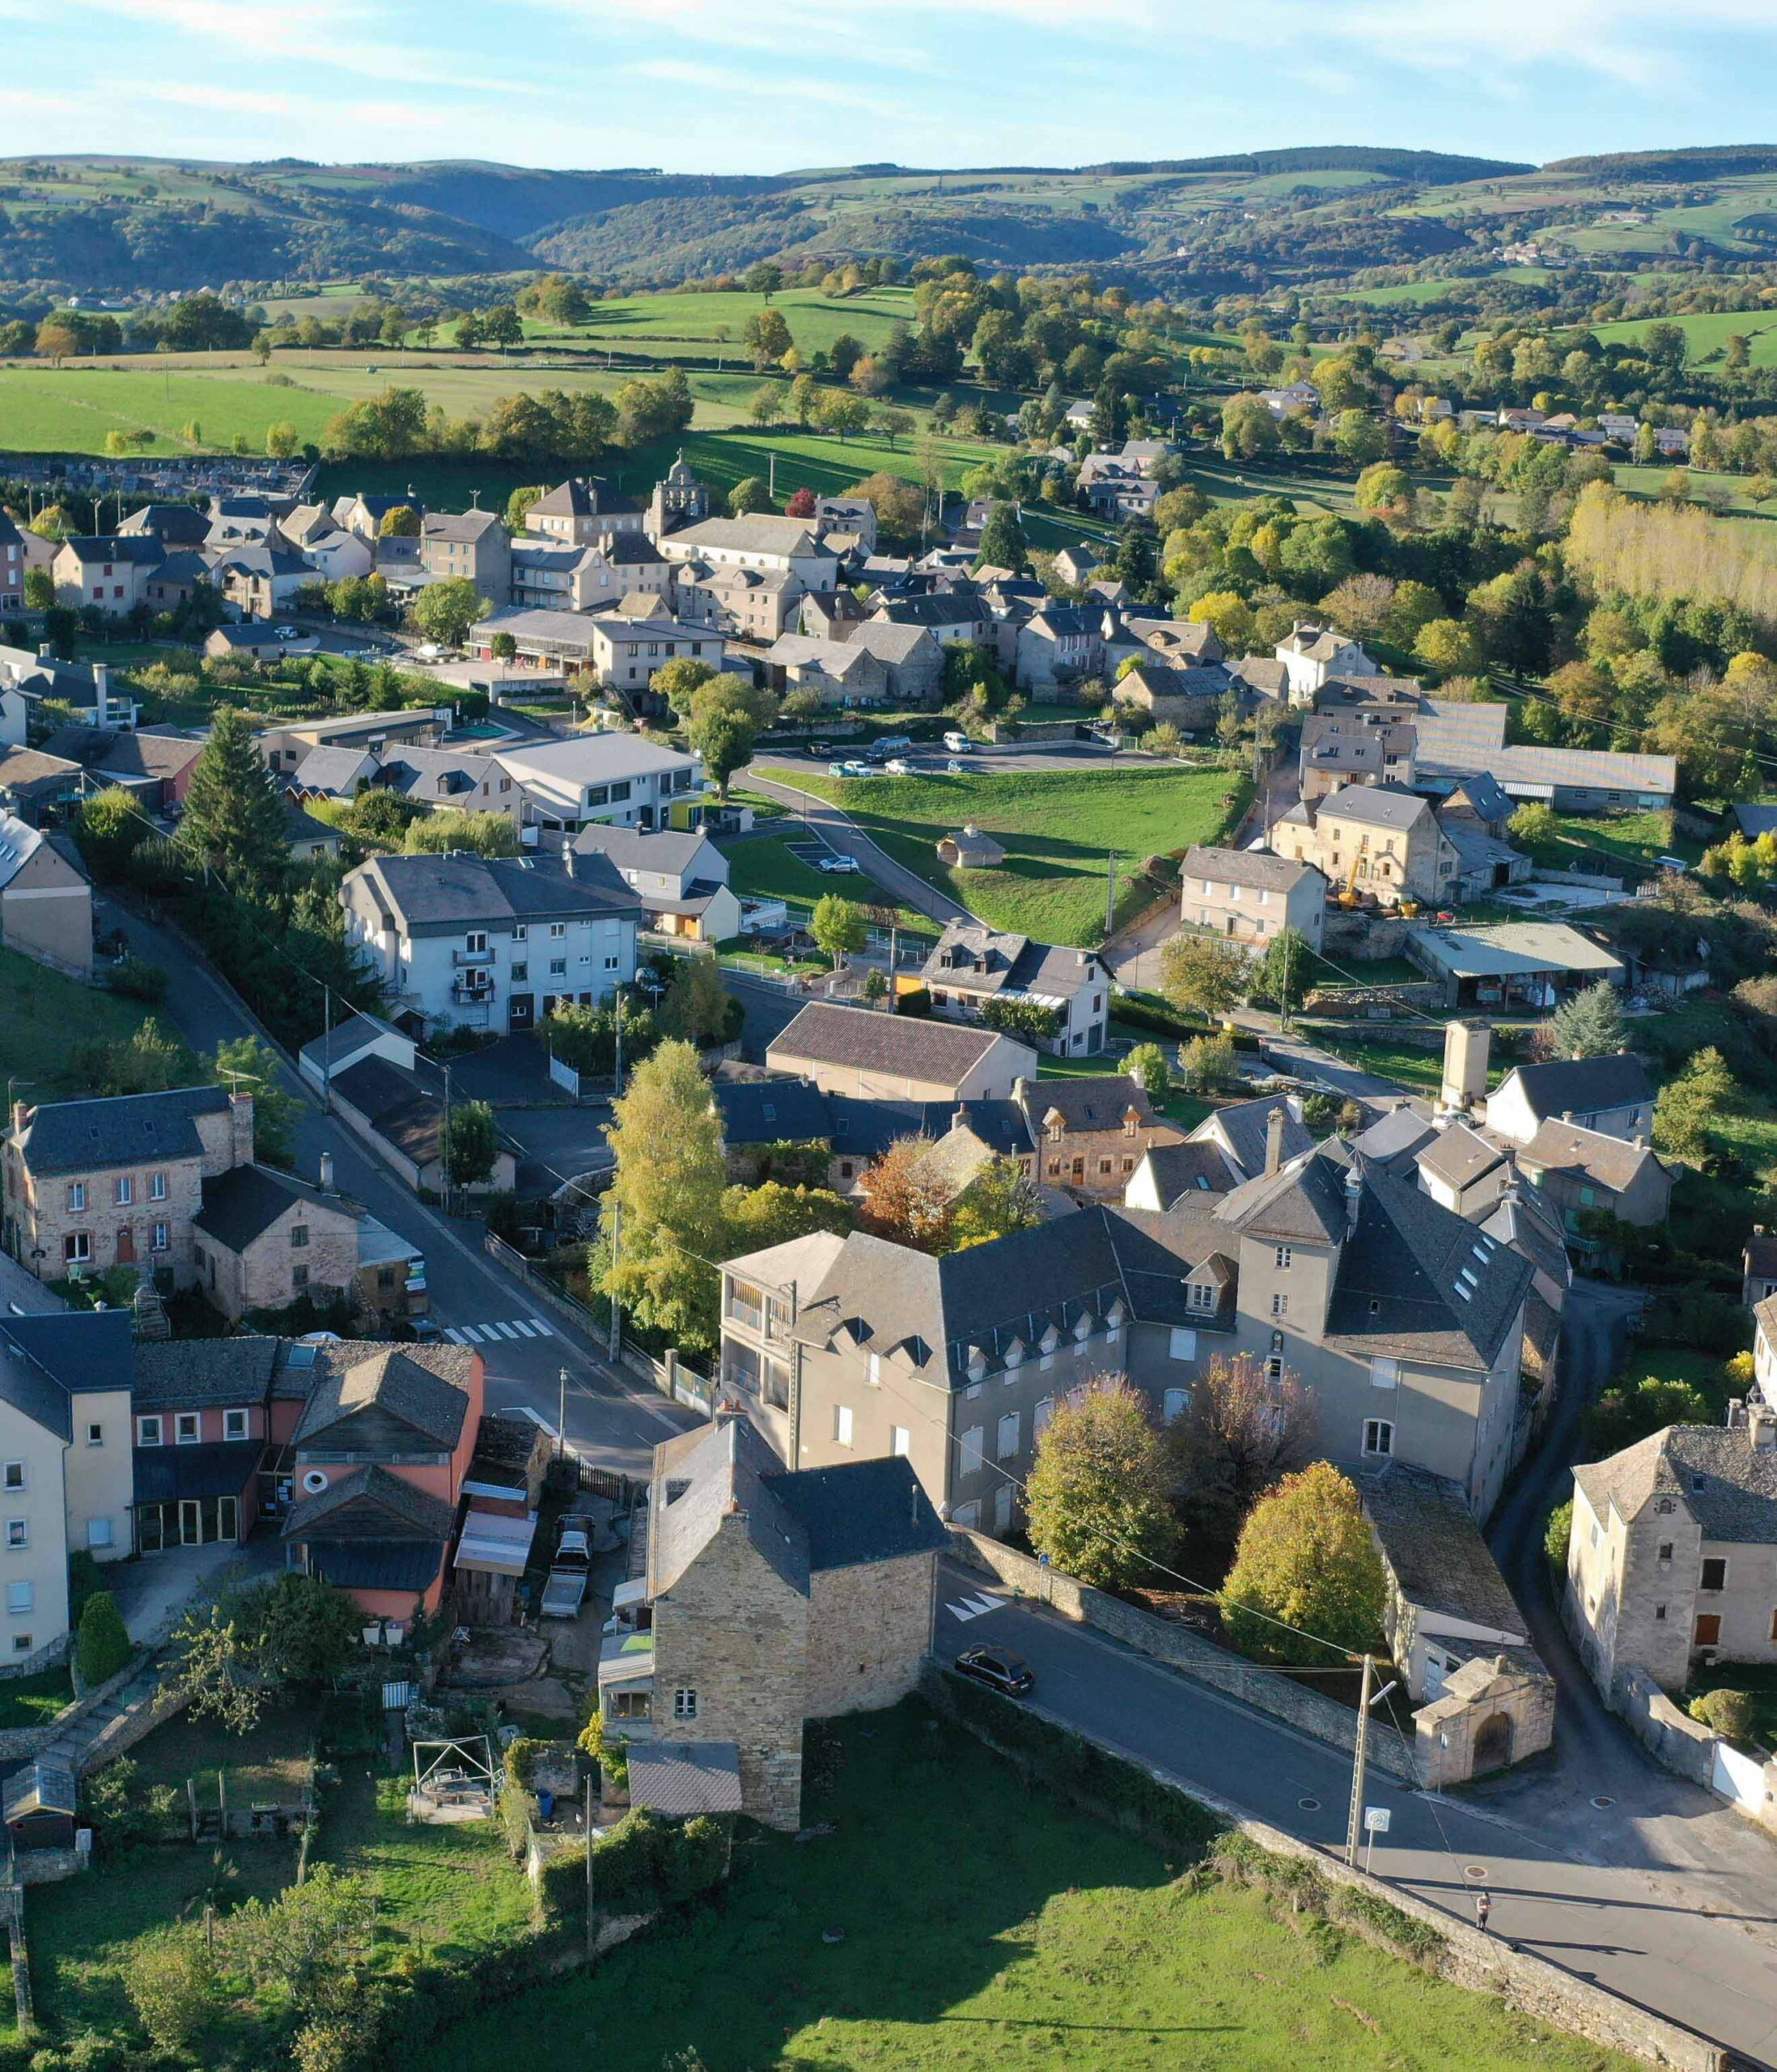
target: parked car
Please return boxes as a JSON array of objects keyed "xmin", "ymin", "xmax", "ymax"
[
  {"xmin": 884, "ymin": 758, "xmax": 913, "ymax": 775},
  {"xmin": 274, "ymin": 625, "xmax": 299, "ymax": 640},
  {"xmin": 817, "ymin": 854, "xmax": 862, "ymax": 874},
  {"xmin": 809, "ymin": 742, "xmax": 833, "ymax": 758},
  {"xmin": 943, "ymin": 730, "xmax": 971, "ymax": 754},
  {"xmin": 946, "ymin": 758, "xmax": 966, "ymax": 774},
  {"xmin": 841, "ymin": 759, "xmax": 872, "ymax": 777},
  {"xmin": 876, "ymin": 733, "xmax": 913, "ymax": 754},
  {"xmin": 828, "ymin": 761, "xmax": 850, "ymax": 777},
  {"xmin": 954, "ymin": 1645, "xmax": 1034, "ymax": 1697},
  {"xmin": 406, "ymin": 1316, "xmax": 444, "ymax": 1343}
]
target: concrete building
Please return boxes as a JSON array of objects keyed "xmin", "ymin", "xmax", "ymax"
[
  {"xmin": 466, "ymin": 606, "xmax": 727, "ymax": 694},
  {"xmin": 719, "ymin": 1137, "xmax": 1531, "ymax": 1532},
  {"xmin": 1297, "ymin": 711, "xmax": 1416, "ymax": 802},
  {"xmin": 1409, "ymin": 923, "xmax": 1626, "ymax": 1012},
  {"xmin": 1179, "ymin": 845, "xmax": 1325, "ymax": 951},
  {"xmin": 1274, "ymin": 784, "xmax": 1457, "ymax": 910},
  {"xmin": 1485, "ymin": 1052, "xmax": 1655, "ymax": 1147},
  {"xmin": 490, "ymin": 732, "xmax": 706, "ymax": 836},
  {"xmin": 341, "ymin": 850, "xmax": 643, "ymax": 1036},
  {"xmin": 256, "ymin": 709, "xmax": 447, "ymax": 781},
  {"xmin": 3, "ymin": 1085, "xmax": 254, "ymax": 1291},
  {"xmin": 1567, "ymin": 1410, "xmax": 1777, "ymax": 1695},
  {"xmin": 50, "ymin": 535, "xmax": 166, "ymax": 614},
  {"xmin": 0, "ymin": 1312, "xmax": 134, "ymax": 1665},
  {"xmin": 920, "ymin": 923, "xmax": 1109, "ymax": 1057},
  {"xmin": 600, "ymin": 1411, "xmax": 947, "ymax": 1829},
  {"xmin": 569, "ymin": 825, "xmax": 742, "ymax": 944},
  {"xmin": 420, "ymin": 509, "xmax": 511, "ymax": 598},
  {"xmin": 766, "ymin": 1003, "xmax": 1039, "ymax": 1103}
]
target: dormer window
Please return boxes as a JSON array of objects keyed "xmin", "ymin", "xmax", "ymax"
[
  {"xmin": 1003, "ymin": 1339, "xmax": 1024, "ymax": 1371},
  {"xmin": 1189, "ymin": 1281, "xmax": 1216, "ymax": 1313}
]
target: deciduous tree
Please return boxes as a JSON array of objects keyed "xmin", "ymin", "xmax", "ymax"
[
  {"xmin": 1024, "ymin": 1380, "xmax": 1177, "ymax": 1590},
  {"xmin": 1219, "ymin": 1462, "xmax": 1385, "ymax": 1666},
  {"xmin": 1164, "ymin": 1352, "xmax": 1316, "ymax": 1548},
  {"xmin": 1159, "ymin": 932, "xmax": 1248, "ymax": 1021}
]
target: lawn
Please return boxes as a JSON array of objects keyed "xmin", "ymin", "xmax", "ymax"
[
  {"xmin": 23, "ymin": 1834, "xmax": 298, "ymax": 2035},
  {"xmin": 1039, "ymin": 1043, "xmax": 1214, "ymax": 1129},
  {"xmin": 129, "ymin": 1700, "xmax": 316, "ymax": 1809},
  {"xmin": 428, "ymin": 1702, "xmax": 1638, "ymax": 2072},
  {"xmin": 1512, "ymin": 809, "xmax": 1698, "ymax": 878},
  {"xmin": 1685, "ymin": 1662, "xmax": 1777, "ymax": 1756},
  {"xmin": 723, "ymin": 831, "xmax": 931, "ymax": 935},
  {"xmin": 316, "ymin": 1768, "xmax": 533, "ymax": 1964},
  {"xmin": 791, "ymin": 765, "xmax": 1249, "ymax": 947},
  {"xmin": 510, "ymin": 286, "xmax": 919, "ymax": 363},
  {"xmin": 1297, "ymin": 1029, "xmax": 1449, "ymax": 1094},
  {"xmin": 1628, "ymin": 1345, "xmax": 1737, "ymax": 1416},
  {"xmin": 0, "ymin": 1662, "xmax": 72, "ymax": 1731},
  {"xmin": 0, "ymin": 945, "xmax": 157, "ymax": 1101}
]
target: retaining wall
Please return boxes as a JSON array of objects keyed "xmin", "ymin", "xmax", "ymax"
[{"xmin": 948, "ymin": 1528, "xmax": 1420, "ymax": 1783}]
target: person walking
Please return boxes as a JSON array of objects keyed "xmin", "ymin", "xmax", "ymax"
[{"xmin": 1475, "ymin": 1890, "xmax": 1492, "ymax": 1937}]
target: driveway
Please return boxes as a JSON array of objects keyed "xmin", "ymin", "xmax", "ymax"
[{"xmin": 936, "ymin": 1559, "xmax": 1777, "ymax": 2066}]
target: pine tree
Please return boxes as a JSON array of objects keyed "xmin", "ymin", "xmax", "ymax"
[
  {"xmin": 1549, "ymin": 979, "xmax": 1626, "ymax": 1060},
  {"xmin": 176, "ymin": 707, "xmax": 291, "ymax": 902},
  {"xmin": 974, "ymin": 501, "xmax": 1028, "ymax": 575}
]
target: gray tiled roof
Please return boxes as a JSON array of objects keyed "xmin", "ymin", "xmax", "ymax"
[
  {"xmin": 1575, "ymin": 1424, "xmax": 1777, "ymax": 1544},
  {"xmin": 771, "ymin": 1454, "xmax": 948, "ymax": 1571},
  {"xmin": 1315, "ymin": 783, "xmax": 1431, "ymax": 831},
  {"xmin": 1198, "ymin": 1094, "xmax": 1314, "ymax": 1182},
  {"xmin": 194, "ymin": 1164, "xmax": 341, "ymax": 1253},
  {"xmin": 134, "ymin": 1338, "xmax": 280, "ymax": 1411},
  {"xmin": 1181, "ymin": 844, "xmax": 1318, "ymax": 894},
  {"xmin": 651, "ymin": 1415, "xmax": 810, "ymax": 1597},
  {"xmin": 626, "ymin": 1742, "xmax": 744, "ymax": 1817},
  {"xmin": 1416, "ymin": 1123, "xmax": 1508, "ymax": 1193},
  {"xmin": 1501, "ymin": 1054, "xmax": 1652, "ymax": 1123},
  {"xmin": 283, "ymin": 1462, "xmax": 456, "ymax": 1543},
  {"xmin": 294, "ymin": 1346, "xmax": 471, "ymax": 1450},
  {"xmin": 1218, "ymin": 1144, "xmax": 1352, "ymax": 1243},
  {"xmin": 770, "ymin": 1003, "xmax": 1017, "ymax": 1084},
  {"xmin": 14, "ymin": 1085, "xmax": 231, "ymax": 1177},
  {"xmin": 1130, "ymin": 1140, "xmax": 1234, "ymax": 1204},
  {"xmin": 1518, "ymin": 1118, "xmax": 1664, "ymax": 1196},
  {"xmin": 348, "ymin": 851, "xmax": 639, "ymax": 932},
  {"xmin": 714, "ymin": 1078, "xmax": 833, "ymax": 1149},
  {"xmin": 1358, "ymin": 1461, "xmax": 1528, "ymax": 1636},
  {"xmin": 1030, "ymin": 1076, "xmax": 1154, "ymax": 1132}
]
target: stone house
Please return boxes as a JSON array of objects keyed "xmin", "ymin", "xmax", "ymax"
[
  {"xmin": 720, "ymin": 1140, "xmax": 1531, "ymax": 1534},
  {"xmin": 604, "ymin": 1411, "xmax": 947, "ymax": 1828},
  {"xmin": 1012, "ymin": 1072, "xmax": 1184, "ymax": 1199},
  {"xmin": 1297, "ymin": 711, "xmax": 1417, "ymax": 802},
  {"xmin": 920, "ymin": 923, "xmax": 1109, "ymax": 1057},
  {"xmin": 671, "ymin": 560, "xmax": 802, "ymax": 643},
  {"xmin": 192, "ymin": 1164, "xmax": 363, "ymax": 1320},
  {"xmin": 527, "ymin": 477, "xmax": 648, "ymax": 547},
  {"xmin": 1512, "ymin": 1118, "xmax": 1672, "ymax": 1241},
  {"xmin": 0, "ymin": 1311, "xmax": 134, "ymax": 1663},
  {"xmin": 766, "ymin": 1002, "xmax": 1038, "ymax": 1103},
  {"xmin": 1016, "ymin": 605, "xmax": 1099, "ymax": 693},
  {"xmin": 1179, "ymin": 843, "xmax": 1325, "ymax": 951},
  {"xmin": 1274, "ymin": 783, "xmax": 1458, "ymax": 909},
  {"xmin": 1275, "ymin": 624, "xmax": 1382, "ymax": 707},
  {"xmin": 3, "ymin": 1086, "xmax": 254, "ymax": 1289},
  {"xmin": 281, "ymin": 1342, "xmax": 486, "ymax": 1624},
  {"xmin": 510, "ymin": 533, "xmax": 669, "ymax": 613},
  {"xmin": 1110, "ymin": 663, "xmax": 1225, "ymax": 731},
  {"xmin": 1567, "ymin": 1409, "xmax": 1777, "ymax": 1696},
  {"xmin": 213, "ymin": 540, "xmax": 312, "ymax": 620}
]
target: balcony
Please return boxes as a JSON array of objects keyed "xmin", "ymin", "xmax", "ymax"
[
  {"xmin": 453, "ymin": 946, "xmax": 495, "ymax": 967},
  {"xmin": 727, "ymin": 1297, "xmax": 765, "ymax": 1333}
]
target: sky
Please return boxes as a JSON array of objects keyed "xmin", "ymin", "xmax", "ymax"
[{"xmin": 6, "ymin": 0, "xmax": 1777, "ymax": 172}]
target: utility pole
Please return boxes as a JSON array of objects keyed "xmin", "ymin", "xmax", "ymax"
[
  {"xmin": 1345, "ymin": 1652, "xmax": 1373, "ymax": 1869},
  {"xmin": 606, "ymin": 1199, "xmax": 621, "ymax": 1362},
  {"xmin": 1280, "ymin": 924, "xmax": 1293, "ymax": 1038},
  {"xmin": 557, "ymin": 1365, "xmax": 567, "ymax": 1461},
  {"xmin": 585, "ymin": 1772, "xmax": 596, "ymax": 1967},
  {"xmin": 1105, "ymin": 851, "xmax": 1117, "ymax": 939}
]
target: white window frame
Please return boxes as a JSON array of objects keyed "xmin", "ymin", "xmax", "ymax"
[
  {"xmin": 175, "ymin": 1412, "xmax": 200, "ymax": 1446},
  {"xmin": 4, "ymin": 1521, "xmax": 25, "ymax": 1549},
  {"xmin": 833, "ymin": 1403, "xmax": 854, "ymax": 1447},
  {"xmin": 960, "ymin": 1425, "xmax": 984, "ymax": 1475},
  {"xmin": 672, "ymin": 1688, "xmax": 698, "ymax": 1721},
  {"xmin": 0, "ymin": 1463, "xmax": 22, "ymax": 1493},
  {"xmin": 115, "ymin": 1174, "xmax": 133, "ymax": 1206},
  {"xmin": 1371, "ymin": 1357, "xmax": 1399, "ymax": 1390},
  {"xmin": 66, "ymin": 1182, "xmax": 86, "ymax": 1213},
  {"xmin": 85, "ymin": 1422, "xmax": 103, "ymax": 1447},
  {"xmin": 1274, "ymin": 1245, "xmax": 1291, "ymax": 1269},
  {"xmin": 1163, "ymin": 1386, "xmax": 1190, "ymax": 1424},
  {"xmin": 1168, "ymin": 1327, "xmax": 1197, "ymax": 1361},
  {"xmin": 890, "ymin": 1425, "xmax": 910, "ymax": 1458},
  {"xmin": 137, "ymin": 1414, "xmax": 162, "ymax": 1446},
  {"xmin": 5, "ymin": 1582, "xmax": 31, "ymax": 1616},
  {"xmin": 996, "ymin": 1412, "xmax": 1020, "ymax": 1461},
  {"xmin": 223, "ymin": 1408, "xmax": 249, "ymax": 1441},
  {"xmin": 150, "ymin": 1171, "xmax": 168, "ymax": 1202}
]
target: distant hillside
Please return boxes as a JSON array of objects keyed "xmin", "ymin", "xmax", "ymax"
[{"xmin": 1544, "ymin": 145, "xmax": 1777, "ymax": 180}]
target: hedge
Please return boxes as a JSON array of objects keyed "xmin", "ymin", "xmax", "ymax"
[
  {"xmin": 538, "ymin": 1807, "xmax": 728, "ymax": 1922},
  {"xmin": 1211, "ymin": 1830, "xmax": 1446, "ymax": 1966}
]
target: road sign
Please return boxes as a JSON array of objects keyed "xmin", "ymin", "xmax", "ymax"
[{"xmin": 1363, "ymin": 1806, "xmax": 1391, "ymax": 1834}]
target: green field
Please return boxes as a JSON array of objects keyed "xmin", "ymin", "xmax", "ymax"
[
  {"xmin": 1585, "ymin": 307, "xmax": 1777, "ymax": 368},
  {"xmin": 0, "ymin": 945, "xmax": 156, "ymax": 1102},
  {"xmin": 1512, "ymin": 808, "xmax": 1698, "ymax": 877},
  {"xmin": 430, "ymin": 1701, "xmax": 1635, "ymax": 2072},
  {"xmin": 725, "ymin": 830, "xmax": 931, "ymax": 936},
  {"xmin": 791, "ymin": 764, "xmax": 1248, "ymax": 945},
  {"xmin": 512, "ymin": 286, "xmax": 919, "ymax": 363}
]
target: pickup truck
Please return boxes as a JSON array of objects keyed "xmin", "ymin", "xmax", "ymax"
[{"xmin": 539, "ymin": 1520, "xmax": 592, "ymax": 1620}]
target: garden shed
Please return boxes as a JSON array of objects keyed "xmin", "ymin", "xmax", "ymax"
[{"xmin": 3, "ymin": 1759, "xmax": 77, "ymax": 1851}]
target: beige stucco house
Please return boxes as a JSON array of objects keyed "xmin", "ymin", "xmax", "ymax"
[
  {"xmin": 1274, "ymin": 783, "xmax": 1458, "ymax": 910},
  {"xmin": 766, "ymin": 1002, "xmax": 1038, "ymax": 1103},
  {"xmin": 1179, "ymin": 844, "xmax": 1325, "ymax": 951},
  {"xmin": 0, "ymin": 816, "xmax": 92, "ymax": 979}
]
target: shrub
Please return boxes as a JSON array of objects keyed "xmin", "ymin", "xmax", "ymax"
[
  {"xmin": 76, "ymin": 1590, "xmax": 131, "ymax": 1688},
  {"xmin": 1543, "ymin": 1498, "xmax": 1572, "ymax": 1573},
  {"xmin": 125, "ymin": 1925, "xmax": 218, "ymax": 2051},
  {"xmin": 106, "ymin": 954, "xmax": 168, "ymax": 1003},
  {"xmin": 1691, "ymin": 1688, "xmax": 1755, "ymax": 1742}
]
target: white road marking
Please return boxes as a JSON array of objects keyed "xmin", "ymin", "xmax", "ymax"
[
  {"xmin": 528, "ymin": 1317, "xmax": 554, "ymax": 1336},
  {"xmin": 511, "ymin": 1320, "xmax": 538, "ymax": 1338},
  {"xmin": 443, "ymin": 1327, "xmax": 468, "ymax": 1344}
]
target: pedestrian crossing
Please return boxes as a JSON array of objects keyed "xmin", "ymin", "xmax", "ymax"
[
  {"xmin": 441, "ymin": 1317, "xmax": 556, "ymax": 1346},
  {"xmin": 945, "ymin": 1593, "xmax": 1006, "ymax": 1624}
]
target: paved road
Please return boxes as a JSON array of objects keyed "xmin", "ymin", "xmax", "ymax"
[
  {"xmin": 744, "ymin": 772, "xmax": 976, "ymax": 928},
  {"xmin": 937, "ymin": 1557, "xmax": 1777, "ymax": 2066},
  {"xmin": 105, "ymin": 901, "xmax": 697, "ymax": 1478}
]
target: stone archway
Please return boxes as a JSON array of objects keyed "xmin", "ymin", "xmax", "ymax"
[{"xmin": 1472, "ymin": 1710, "xmax": 1514, "ymax": 1773}]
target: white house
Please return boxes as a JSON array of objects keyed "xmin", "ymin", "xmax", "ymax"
[
  {"xmin": 341, "ymin": 851, "xmax": 643, "ymax": 1035},
  {"xmin": 1275, "ymin": 623, "xmax": 1383, "ymax": 707},
  {"xmin": 492, "ymin": 733, "xmax": 706, "ymax": 838},
  {"xmin": 655, "ymin": 516, "xmax": 840, "ymax": 592},
  {"xmin": 570, "ymin": 824, "xmax": 744, "ymax": 944}
]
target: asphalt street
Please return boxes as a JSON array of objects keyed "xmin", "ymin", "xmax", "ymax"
[
  {"xmin": 104, "ymin": 900, "xmax": 697, "ymax": 1478},
  {"xmin": 937, "ymin": 1558, "xmax": 1777, "ymax": 2067}
]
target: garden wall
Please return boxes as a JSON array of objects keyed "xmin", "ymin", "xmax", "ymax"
[{"xmin": 947, "ymin": 1528, "xmax": 1421, "ymax": 1783}]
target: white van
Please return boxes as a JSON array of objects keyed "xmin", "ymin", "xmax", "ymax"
[{"xmin": 943, "ymin": 730, "xmax": 970, "ymax": 754}]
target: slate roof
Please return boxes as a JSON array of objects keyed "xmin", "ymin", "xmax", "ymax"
[
  {"xmin": 714, "ymin": 1078, "xmax": 833, "ymax": 1149},
  {"xmin": 1313, "ymin": 782, "xmax": 1432, "ymax": 830},
  {"xmin": 770, "ymin": 1002, "xmax": 1019, "ymax": 1085},
  {"xmin": 529, "ymin": 476, "xmax": 639, "ymax": 520},
  {"xmin": 922, "ymin": 923, "xmax": 1101, "ymax": 1004},
  {"xmin": 295, "ymin": 1347, "xmax": 471, "ymax": 1450},
  {"xmin": 4, "ymin": 1760, "xmax": 75, "ymax": 1822},
  {"xmin": 1574, "ymin": 1424, "xmax": 1777, "ymax": 1544},
  {"xmin": 347, "ymin": 851, "xmax": 639, "ymax": 932},
  {"xmin": 1181, "ymin": 843, "xmax": 1319, "ymax": 895},
  {"xmin": 571, "ymin": 824, "xmax": 712, "ymax": 877},
  {"xmin": 1517, "ymin": 1119, "xmax": 1665, "ymax": 1197},
  {"xmin": 0, "ymin": 747, "xmax": 83, "ymax": 799},
  {"xmin": 1218, "ymin": 1144, "xmax": 1353, "ymax": 1244},
  {"xmin": 667, "ymin": 516, "xmax": 821, "ymax": 558},
  {"xmin": 828, "ymin": 1095, "xmax": 1033, "ymax": 1164},
  {"xmin": 60, "ymin": 533, "xmax": 165, "ymax": 568},
  {"xmin": 194, "ymin": 1164, "xmax": 343, "ymax": 1253},
  {"xmin": 13, "ymin": 1085, "xmax": 231, "ymax": 1177},
  {"xmin": 1347, "ymin": 1102, "xmax": 1438, "ymax": 1173},
  {"xmin": 1416, "ymin": 1123, "xmax": 1509, "ymax": 1194},
  {"xmin": 330, "ymin": 1055, "xmax": 444, "ymax": 1165},
  {"xmin": 1130, "ymin": 1140, "xmax": 1236, "ymax": 1204},
  {"xmin": 0, "ymin": 1337, "xmax": 71, "ymax": 1441},
  {"xmin": 651, "ymin": 1415, "xmax": 810, "ymax": 1597},
  {"xmin": 1359, "ymin": 1461, "xmax": 1528, "ymax": 1637},
  {"xmin": 1481, "ymin": 1189, "xmax": 1571, "ymax": 1291},
  {"xmin": 1032, "ymin": 1076, "xmax": 1154, "ymax": 1132},
  {"xmin": 119, "ymin": 503, "xmax": 211, "ymax": 547},
  {"xmin": 291, "ymin": 746, "xmax": 379, "ymax": 797},
  {"xmin": 1322, "ymin": 1157, "xmax": 1531, "ymax": 1370},
  {"xmin": 299, "ymin": 1012, "xmax": 405, "ymax": 1075},
  {"xmin": 771, "ymin": 1454, "xmax": 948, "ymax": 1571},
  {"xmin": 1499, "ymin": 1054, "xmax": 1653, "ymax": 1123},
  {"xmin": 0, "ymin": 1310, "xmax": 133, "ymax": 1397},
  {"xmin": 133, "ymin": 1337, "xmax": 281, "ymax": 1411},
  {"xmin": 309, "ymin": 1541, "xmax": 444, "ymax": 1591},
  {"xmin": 1197, "ymin": 1093, "xmax": 1315, "ymax": 1181},
  {"xmin": 283, "ymin": 1461, "xmax": 457, "ymax": 1542}
]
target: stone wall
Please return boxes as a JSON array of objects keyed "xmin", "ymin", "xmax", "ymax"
[
  {"xmin": 1414, "ymin": 1654, "xmax": 1556, "ymax": 1789},
  {"xmin": 805, "ymin": 1552, "xmax": 935, "ymax": 1720},
  {"xmin": 1321, "ymin": 912, "xmax": 1412, "ymax": 960},
  {"xmin": 948, "ymin": 1528, "xmax": 1421, "ymax": 1783}
]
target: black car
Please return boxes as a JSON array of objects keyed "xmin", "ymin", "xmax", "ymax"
[{"xmin": 954, "ymin": 1645, "xmax": 1034, "ymax": 1697}]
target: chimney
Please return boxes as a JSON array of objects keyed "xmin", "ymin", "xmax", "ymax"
[
  {"xmin": 1439, "ymin": 1017, "xmax": 1490, "ymax": 1118},
  {"xmin": 1751, "ymin": 1405, "xmax": 1777, "ymax": 1452},
  {"xmin": 9, "ymin": 1101, "xmax": 26, "ymax": 1136},
  {"xmin": 951, "ymin": 1106, "xmax": 969, "ymax": 1136},
  {"xmin": 319, "ymin": 1152, "xmax": 334, "ymax": 1191},
  {"xmin": 1344, "ymin": 1164, "xmax": 1363, "ymax": 1233},
  {"xmin": 37, "ymin": 643, "xmax": 51, "ymax": 660},
  {"xmin": 228, "ymin": 1092, "xmax": 255, "ymax": 1168},
  {"xmin": 1265, "ymin": 1104, "xmax": 1285, "ymax": 1178},
  {"xmin": 1561, "ymin": 1110, "xmax": 1575, "ymax": 1125},
  {"xmin": 91, "ymin": 662, "xmax": 109, "ymax": 709},
  {"xmin": 562, "ymin": 838, "xmax": 576, "ymax": 879}
]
